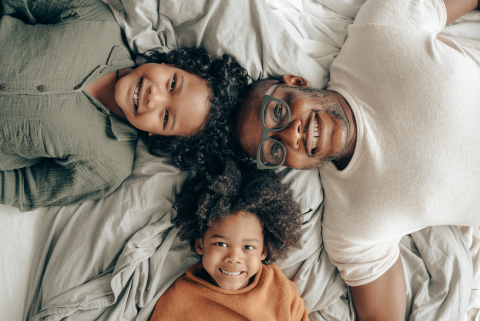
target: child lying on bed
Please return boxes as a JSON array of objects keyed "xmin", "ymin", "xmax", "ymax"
[
  {"xmin": 0, "ymin": 0, "xmax": 248, "ymax": 211},
  {"xmin": 150, "ymin": 159, "xmax": 310, "ymax": 321}
]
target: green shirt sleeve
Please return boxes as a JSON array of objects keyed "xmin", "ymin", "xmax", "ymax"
[
  {"xmin": 0, "ymin": 156, "xmax": 132, "ymax": 212},
  {"xmin": 1, "ymin": 0, "xmax": 110, "ymax": 24}
]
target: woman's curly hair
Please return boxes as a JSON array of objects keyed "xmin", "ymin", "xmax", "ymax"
[
  {"xmin": 136, "ymin": 48, "xmax": 249, "ymax": 171},
  {"xmin": 174, "ymin": 159, "xmax": 303, "ymax": 264}
]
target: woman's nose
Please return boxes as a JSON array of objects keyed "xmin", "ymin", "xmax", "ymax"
[
  {"xmin": 272, "ymin": 119, "xmax": 302, "ymax": 149},
  {"xmin": 146, "ymin": 84, "xmax": 167, "ymax": 110}
]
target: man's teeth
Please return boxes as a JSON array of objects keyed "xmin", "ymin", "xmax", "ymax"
[
  {"xmin": 312, "ymin": 116, "xmax": 319, "ymax": 150},
  {"xmin": 220, "ymin": 268, "xmax": 242, "ymax": 276}
]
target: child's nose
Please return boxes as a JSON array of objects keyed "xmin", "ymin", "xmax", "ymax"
[
  {"xmin": 225, "ymin": 248, "xmax": 243, "ymax": 263},
  {"xmin": 146, "ymin": 84, "xmax": 168, "ymax": 111}
]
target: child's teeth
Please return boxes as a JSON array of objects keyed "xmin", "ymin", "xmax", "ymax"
[{"xmin": 220, "ymin": 268, "xmax": 241, "ymax": 276}]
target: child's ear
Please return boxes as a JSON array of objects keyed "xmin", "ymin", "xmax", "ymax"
[
  {"xmin": 260, "ymin": 245, "xmax": 267, "ymax": 261},
  {"xmin": 194, "ymin": 238, "xmax": 204, "ymax": 255}
]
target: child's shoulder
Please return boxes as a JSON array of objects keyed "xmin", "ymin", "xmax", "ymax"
[{"xmin": 262, "ymin": 264, "xmax": 297, "ymax": 289}]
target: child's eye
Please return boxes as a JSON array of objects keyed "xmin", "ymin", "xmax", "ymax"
[
  {"xmin": 163, "ymin": 110, "xmax": 169, "ymax": 126},
  {"xmin": 215, "ymin": 242, "xmax": 227, "ymax": 247},
  {"xmin": 170, "ymin": 75, "xmax": 176, "ymax": 92},
  {"xmin": 244, "ymin": 245, "xmax": 254, "ymax": 250}
]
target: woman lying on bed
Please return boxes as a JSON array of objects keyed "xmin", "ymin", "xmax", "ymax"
[{"xmin": 0, "ymin": 0, "xmax": 248, "ymax": 211}]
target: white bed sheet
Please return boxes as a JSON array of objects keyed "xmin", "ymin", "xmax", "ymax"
[{"xmin": 2, "ymin": 0, "xmax": 480, "ymax": 320}]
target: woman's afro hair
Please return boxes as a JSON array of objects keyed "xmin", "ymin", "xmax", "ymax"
[
  {"xmin": 137, "ymin": 47, "xmax": 249, "ymax": 171},
  {"xmin": 174, "ymin": 159, "xmax": 303, "ymax": 264}
]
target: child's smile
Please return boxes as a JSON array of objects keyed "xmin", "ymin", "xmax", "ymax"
[
  {"xmin": 195, "ymin": 211, "xmax": 267, "ymax": 291},
  {"xmin": 219, "ymin": 268, "xmax": 243, "ymax": 276}
]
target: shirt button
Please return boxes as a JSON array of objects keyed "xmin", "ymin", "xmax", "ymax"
[
  {"xmin": 74, "ymin": 85, "xmax": 80, "ymax": 90},
  {"xmin": 0, "ymin": 84, "xmax": 7, "ymax": 91},
  {"xmin": 38, "ymin": 85, "xmax": 46, "ymax": 92}
]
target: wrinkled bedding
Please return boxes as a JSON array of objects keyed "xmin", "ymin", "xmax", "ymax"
[{"xmin": 1, "ymin": 0, "xmax": 480, "ymax": 320}]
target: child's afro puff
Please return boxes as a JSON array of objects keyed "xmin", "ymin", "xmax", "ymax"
[{"xmin": 175, "ymin": 159, "xmax": 303, "ymax": 264}]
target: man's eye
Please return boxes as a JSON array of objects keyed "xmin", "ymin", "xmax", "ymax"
[
  {"xmin": 274, "ymin": 104, "xmax": 283, "ymax": 120},
  {"xmin": 164, "ymin": 110, "xmax": 169, "ymax": 126},
  {"xmin": 215, "ymin": 242, "xmax": 227, "ymax": 247},
  {"xmin": 270, "ymin": 143, "xmax": 280, "ymax": 160},
  {"xmin": 244, "ymin": 245, "xmax": 254, "ymax": 250},
  {"xmin": 170, "ymin": 75, "xmax": 176, "ymax": 92}
]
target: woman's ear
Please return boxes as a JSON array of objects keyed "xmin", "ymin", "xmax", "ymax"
[
  {"xmin": 282, "ymin": 74, "xmax": 310, "ymax": 87},
  {"xmin": 194, "ymin": 238, "xmax": 204, "ymax": 255},
  {"xmin": 260, "ymin": 245, "xmax": 267, "ymax": 261}
]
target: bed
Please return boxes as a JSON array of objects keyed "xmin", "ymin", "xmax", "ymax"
[{"xmin": 1, "ymin": 0, "xmax": 480, "ymax": 320}]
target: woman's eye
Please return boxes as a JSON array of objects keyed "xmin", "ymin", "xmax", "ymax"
[
  {"xmin": 215, "ymin": 242, "xmax": 227, "ymax": 247},
  {"xmin": 244, "ymin": 245, "xmax": 254, "ymax": 250},
  {"xmin": 164, "ymin": 110, "xmax": 169, "ymax": 126},
  {"xmin": 169, "ymin": 75, "xmax": 176, "ymax": 92}
]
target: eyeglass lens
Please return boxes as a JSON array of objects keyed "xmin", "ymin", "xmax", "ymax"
[
  {"xmin": 259, "ymin": 139, "xmax": 285, "ymax": 166},
  {"xmin": 263, "ymin": 100, "xmax": 289, "ymax": 129},
  {"xmin": 259, "ymin": 100, "xmax": 289, "ymax": 166}
]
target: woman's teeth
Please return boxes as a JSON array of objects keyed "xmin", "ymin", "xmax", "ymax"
[{"xmin": 220, "ymin": 268, "xmax": 242, "ymax": 276}]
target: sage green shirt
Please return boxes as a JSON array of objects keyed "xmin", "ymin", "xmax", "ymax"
[{"xmin": 0, "ymin": 0, "xmax": 138, "ymax": 211}]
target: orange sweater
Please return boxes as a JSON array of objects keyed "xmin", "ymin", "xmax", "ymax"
[{"xmin": 150, "ymin": 263, "xmax": 310, "ymax": 321}]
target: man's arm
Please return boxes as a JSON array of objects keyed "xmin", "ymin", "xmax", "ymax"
[
  {"xmin": 444, "ymin": 0, "xmax": 479, "ymax": 25},
  {"xmin": 350, "ymin": 256, "xmax": 406, "ymax": 321}
]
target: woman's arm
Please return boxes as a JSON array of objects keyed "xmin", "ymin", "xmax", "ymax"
[{"xmin": 350, "ymin": 256, "xmax": 406, "ymax": 321}]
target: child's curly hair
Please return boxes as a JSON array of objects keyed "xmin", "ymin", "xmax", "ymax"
[
  {"xmin": 175, "ymin": 159, "xmax": 303, "ymax": 264},
  {"xmin": 137, "ymin": 47, "xmax": 249, "ymax": 171}
]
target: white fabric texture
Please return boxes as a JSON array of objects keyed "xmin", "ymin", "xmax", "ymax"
[
  {"xmin": 104, "ymin": 0, "xmax": 329, "ymax": 88},
  {"xmin": 322, "ymin": 0, "xmax": 480, "ymax": 286}
]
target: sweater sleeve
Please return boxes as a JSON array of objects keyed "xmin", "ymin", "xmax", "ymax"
[
  {"xmin": 289, "ymin": 279, "xmax": 311, "ymax": 321},
  {"xmin": 0, "ymin": 156, "xmax": 132, "ymax": 211}
]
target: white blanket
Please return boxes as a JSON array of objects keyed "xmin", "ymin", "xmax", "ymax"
[{"xmin": 1, "ymin": 0, "xmax": 479, "ymax": 320}]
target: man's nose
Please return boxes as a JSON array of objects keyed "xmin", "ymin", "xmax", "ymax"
[
  {"xmin": 146, "ymin": 84, "xmax": 167, "ymax": 110},
  {"xmin": 271, "ymin": 119, "xmax": 302, "ymax": 149}
]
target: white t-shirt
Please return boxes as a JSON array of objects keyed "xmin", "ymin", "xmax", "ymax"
[{"xmin": 322, "ymin": 0, "xmax": 480, "ymax": 286}]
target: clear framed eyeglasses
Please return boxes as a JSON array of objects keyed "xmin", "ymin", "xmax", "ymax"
[{"xmin": 256, "ymin": 83, "xmax": 291, "ymax": 170}]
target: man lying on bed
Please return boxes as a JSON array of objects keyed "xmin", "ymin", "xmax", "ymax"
[
  {"xmin": 233, "ymin": 0, "xmax": 480, "ymax": 320},
  {"xmin": 0, "ymin": 0, "xmax": 247, "ymax": 211}
]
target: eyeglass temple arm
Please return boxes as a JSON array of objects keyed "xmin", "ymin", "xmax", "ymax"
[{"xmin": 265, "ymin": 83, "xmax": 279, "ymax": 96}]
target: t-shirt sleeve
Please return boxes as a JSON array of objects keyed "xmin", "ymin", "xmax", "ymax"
[
  {"xmin": 353, "ymin": 0, "xmax": 447, "ymax": 34},
  {"xmin": 322, "ymin": 228, "xmax": 401, "ymax": 286}
]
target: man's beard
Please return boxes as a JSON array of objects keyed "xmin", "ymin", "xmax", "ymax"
[{"xmin": 298, "ymin": 87, "xmax": 350, "ymax": 170}]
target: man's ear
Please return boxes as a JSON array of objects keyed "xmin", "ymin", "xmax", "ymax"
[
  {"xmin": 282, "ymin": 74, "xmax": 310, "ymax": 87},
  {"xmin": 148, "ymin": 132, "xmax": 158, "ymax": 137},
  {"xmin": 260, "ymin": 245, "xmax": 267, "ymax": 261},
  {"xmin": 194, "ymin": 238, "xmax": 204, "ymax": 255}
]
